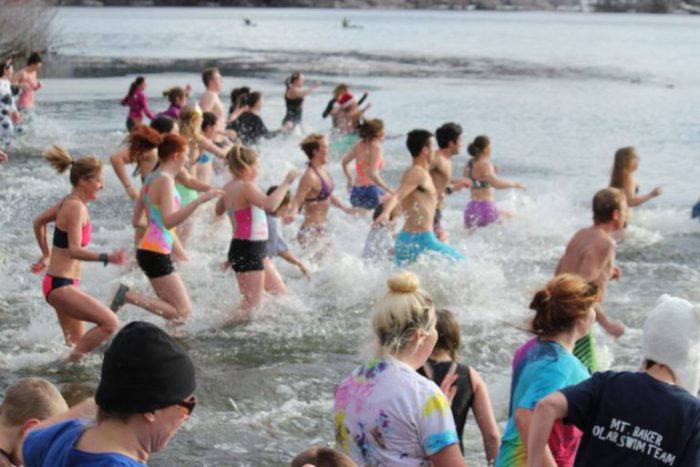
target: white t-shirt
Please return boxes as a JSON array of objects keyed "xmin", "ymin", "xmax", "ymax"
[{"xmin": 334, "ymin": 356, "xmax": 459, "ymax": 466}]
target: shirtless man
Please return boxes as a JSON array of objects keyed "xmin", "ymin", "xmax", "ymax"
[
  {"xmin": 555, "ymin": 187, "xmax": 627, "ymax": 373},
  {"xmin": 199, "ymin": 67, "xmax": 228, "ymax": 142},
  {"xmin": 430, "ymin": 122, "xmax": 471, "ymax": 242},
  {"xmin": 377, "ymin": 129, "xmax": 464, "ymax": 266}
]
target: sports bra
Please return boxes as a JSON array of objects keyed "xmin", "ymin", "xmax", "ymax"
[
  {"xmin": 53, "ymin": 223, "xmax": 92, "ymax": 248},
  {"xmin": 467, "ymin": 159, "xmax": 491, "ymax": 190},
  {"xmin": 305, "ymin": 165, "xmax": 333, "ymax": 203},
  {"xmin": 52, "ymin": 197, "xmax": 92, "ymax": 248},
  {"xmin": 230, "ymin": 205, "xmax": 268, "ymax": 241}
]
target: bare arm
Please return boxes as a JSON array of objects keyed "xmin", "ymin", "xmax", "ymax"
[
  {"xmin": 469, "ymin": 368, "xmax": 501, "ymax": 462},
  {"xmin": 110, "ymin": 148, "xmax": 138, "ymax": 199},
  {"xmin": 515, "ymin": 408, "xmax": 558, "ymax": 467},
  {"xmin": 132, "ymin": 189, "xmax": 146, "ymax": 228},
  {"xmin": 30, "ymin": 203, "xmax": 60, "ymax": 273},
  {"xmin": 623, "ymin": 179, "xmax": 661, "ymax": 207},
  {"xmin": 341, "ymin": 149, "xmax": 357, "ymax": 188},
  {"xmin": 279, "ymin": 250, "xmax": 311, "ymax": 279},
  {"xmin": 198, "ymin": 137, "xmax": 230, "ymax": 159},
  {"xmin": 244, "ymin": 171, "xmax": 299, "ymax": 213},
  {"xmin": 286, "ymin": 172, "xmax": 314, "ymax": 221},
  {"xmin": 176, "ymin": 169, "xmax": 212, "ymax": 192},
  {"xmin": 527, "ymin": 393, "xmax": 568, "ymax": 467},
  {"xmin": 486, "ymin": 163, "xmax": 525, "ymax": 190},
  {"xmin": 158, "ymin": 177, "xmax": 221, "ymax": 229},
  {"xmin": 427, "ymin": 444, "xmax": 468, "ymax": 467}
]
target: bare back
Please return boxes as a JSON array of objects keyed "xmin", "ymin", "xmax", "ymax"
[
  {"xmin": 556, "ymin": 225, "xmax": 615, "ymax": 298},
  {"xmin": 200, "ymin": 91, "xmax": 225, "ymax": 133}
]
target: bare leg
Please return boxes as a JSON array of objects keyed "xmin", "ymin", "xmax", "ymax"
[
  {"xmin": 48, "ymin": 287, "xmax": 119, "ymax": 361},
  {"xmin": 226, "ymin": 270, "xmax": 265, "ymax": 324},
  {"xmin": 123, "ymin": 273, "xmax": 192, "ymax": 323},
  {"xmin": 263, "ymin": 257, "xmax": 287, "ymax": 295},
  {"xmin": 172, "ymin": 236, "xmax": 188, "ymax": 262},
  {"xmin": 177, "ymin": 218, "xmax": 193, "ymax": 246}
]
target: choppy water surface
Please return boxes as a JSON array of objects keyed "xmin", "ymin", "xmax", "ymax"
[{"xmin": 0, "ymin": 7, "xmax": 699, "ymax": 466}]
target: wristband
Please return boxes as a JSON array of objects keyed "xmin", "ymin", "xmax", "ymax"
[
  {"xmin": 99, "ymin": 253, "xmax": 109, "ymax": 267},
  {"xmin": 446, "ymin": 186, "xmax": 453, "ymax": 195}
]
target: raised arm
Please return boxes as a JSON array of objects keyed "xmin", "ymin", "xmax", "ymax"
[
  {"xmin": 485, "ymin": 162, "xmax": 525, "ymax": 190},
  {"xmin": 110, "ymin": 148, "xmax": 138, "ymax": 199},
  {"xmin": 245, "ymin": 170, "xmax": 299, "ymax": 213}
]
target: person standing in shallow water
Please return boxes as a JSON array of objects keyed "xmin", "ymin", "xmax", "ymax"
[
  {"xmin": 31, "ymin": 146, "xmax": 127, "ymax": 362},
  {"xmin": 375, "ymin": 129, "xmax": 464, "ymax": 266},
  {"xmin": 555, "ymin": 187, "xmax": 627, "ymax": 374},
  {"xmin": 13, "ymin": 52, "xmax": 43, "ymax": 121},
  {"xmin": 334, "ymin": 271, "xmax": 467, "ymax": 467}
]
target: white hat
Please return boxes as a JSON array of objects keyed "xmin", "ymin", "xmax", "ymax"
[{"xmin": 642, "ymin": 295, "xmax": 700, "ymax": 395}]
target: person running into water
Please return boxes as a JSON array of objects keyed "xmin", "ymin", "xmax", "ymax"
[
  {"xmin": 430, "ymin": 123, "xmax": 472, "ymax": 241},
  {"xmin": 286, "ymin": 133, "xmax": 354, "ymax": 250},
  {"xmin": 13, "ymin": 52, "xmax": 43, "ymax": 122},
  {"xmin": 463, "ymin": 135, "xmax": 525, "ymax": 229},
  {"xmin": 528, "ymin": 294, "xmax": 700, "ymax": 467},
  {"xmin": 555, "ymin": 187, "xmax": 627, "ymax": 373},
  {"xmin": 30, "ymin": 146, "xmax": 127, "ymax": 362},
  {"xmin": 199, "ymin": 67, "xmax": 230, "ymax": 142},
  {"xmin": 264, "ymin": 185, "xmax": 311, "ymax": 281},
  {"xmin": 0, "ymin": 59, "xmax": 26, "ymax": 150},
  {"xmin": 342, "ymin": 118, "xmax": 392, "ymax": 210},
  {"xmin": 418, "ymin": 309, "xmax": 501, "ymax": 461},
  {"xmin": 334, "ymin": 271, "xmax": 467, "ymax": 467},
  {"xmin": 158, "ymin": 85, "xmax": 191, "ymax": 120},
  {"xmin": 214, "ymin": 145, "xmax": 299, "ymax": 324},
  {"xmin": 111, "ymin": 134, "xmax": 222, "ymax": 329},
  {"xmin": 376, "ymin": 129, "xmax": 464, "ymax": 266},
  {"xmin": 229, "ymin": 91, "xmax": 284, "ymax": 146},
  {"xmin": 194, "ymin": 112, "xmax": 224, "ymax": 185},
  {"xmin": 282, "ymin": 71, "xmax": 320, "ymax": 130},
  {"xmin": 609, "ymin": 146, "xmax": 662, "ymax": 228},
  {"xmin": 496, "ymin": 274, "xmax": 599, "ymax": 467},
  {"xmin": 120, "ymin": 76, "xmax": 154, "ymax": 132}
]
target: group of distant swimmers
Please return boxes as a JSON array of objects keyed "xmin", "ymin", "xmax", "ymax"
[{"xmin": 3, "ymin": 58, "xmax": 700, "ymax": 467}]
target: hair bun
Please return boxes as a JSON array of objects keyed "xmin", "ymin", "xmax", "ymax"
[
  {"xmin": 387, "ymin": 271, "xmax": 420, "ymax": 294},
  {"xmin": 529, "ymin": 288, "xmax": 551, "ymax": 312}
]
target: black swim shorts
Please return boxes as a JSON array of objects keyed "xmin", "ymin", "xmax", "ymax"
[
  {"xmin": 136, "ymin": 249, "xmax": 174, "ymax": 279},
  {"xmin": 228, "ymin": 239, "xmax": 266, "ymax": 273}
]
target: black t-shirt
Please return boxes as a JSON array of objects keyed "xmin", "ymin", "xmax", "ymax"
[
  {"xmin": 417, "ymin": 359, "xmax": 474, "ymax": 453},
  {"xmin": 562, "ymin": 371, "xmax": 700, "ymax": 467},
  {"xmin": 228, "ymin": 111, "xmax": 277, "ymax": 146}
]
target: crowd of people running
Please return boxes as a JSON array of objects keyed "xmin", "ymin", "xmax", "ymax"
[{"xmin": 1, "ymin": 56, "xmax": 700, "ymax": 467}]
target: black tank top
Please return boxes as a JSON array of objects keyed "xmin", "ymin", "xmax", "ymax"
[{"xmin": 417, "ymin": 359, "xmax": 474, "ymax": 453}]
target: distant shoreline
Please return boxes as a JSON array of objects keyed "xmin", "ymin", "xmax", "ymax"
[{"xmin": 54, "ymin": 1, "xmax": 700, "ymax": 14}]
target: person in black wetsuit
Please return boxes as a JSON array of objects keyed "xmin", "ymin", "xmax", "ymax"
[
  {"xmin": 228, "ymin": 91, "xmax": 281, "ymax": 146},
  {"xmin": 282, "ymin": 72, "xmax": 320, "ymax": 130},
  {"xmin": 417, "ymin": 309, "xmax": 501, "ymax": 463}
]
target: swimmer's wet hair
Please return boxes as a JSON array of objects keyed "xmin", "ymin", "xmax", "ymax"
[
  {"xmin": 610, "ymin": 146, "xmax": 637, "ymax": 190},
  {"xmin": 226, "ymin": 144, "xmax": 258, "ymax": 176},
  {"xmin": 300, "ymin": 133, "xmax": 326, "ymax": 160},
  {"xmin": 158, "ymin": 134, "xmax": 189, "ymax": 162},
  {"xmin": 126, "ymin": 124, "xmax": 162, "ymax": 164},
  {"xmin": 530, "ymin": 274, "xmax": 600, "ymax": 337},
  {"xmin": 406, "ymin": 129, "xmax": 433, "ymax": 158},
  {"xmin": 0, "ymin": 378, "xmax": 68, "ymax": 427},
  {"xmin": 433, "ymin": 309, "xmax": 461, "ymax": 361},
  {"xmin": 468, "ymin": 135, "xmax": 490, "ymax": 157},
  {"xmin": 373, "ymin": 271, "xmax": 436, "ymax": 355},
  {"xmin": 592, "ymin": 187, "xmax": 625, "ymax": 224},
  {"xmin": 162, "ymin": 86, "xmax": 186, "ymax": 104},
  {"xmin": 291, "ymin": 446, "xmax": 357, "ymax": 467},
  {"xmin": 202, "ymin": 67, "xmax": 219, "ymax": 87},
  {"xmin": 179, "ymin": 104, "xmax": 203, "ymax": 143},
  {"xmin": 44, "ymin": 145, "xmax": 102, "ymax": 186},
  {"xmin": 435, "ymin": 122, "xmax": 463, "ymax": 149},
  {"xmin": 358, "ymin": 118, "xmax": 384, "ymax": 141}
]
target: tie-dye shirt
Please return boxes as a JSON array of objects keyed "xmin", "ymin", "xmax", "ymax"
[
  {"xmin": 496, "ymin": 338, "xmax": 590, "ymax": 467},
  {"xmin": 138, "ymin": 172, "xmax": 181, "ymax": 254},
  {"xmin": 334, "ymin": 356, "xmax": 459, "ymax": 466}
]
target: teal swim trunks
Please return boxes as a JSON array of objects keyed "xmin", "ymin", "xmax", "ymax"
[{"xmin": 395, "ymin": 230, "xmax": 464, "ymax": 266}]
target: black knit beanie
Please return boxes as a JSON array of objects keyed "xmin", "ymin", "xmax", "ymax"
[{"xmin": 95, "ymin": 322, "xmax": 196, "ymax": 413}]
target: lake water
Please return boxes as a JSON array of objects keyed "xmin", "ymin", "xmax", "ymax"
[{"xmin": 0, "ymin": 7, "xmax": 699, "ymax": 466}]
